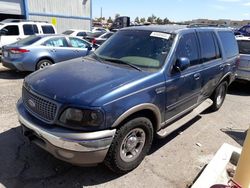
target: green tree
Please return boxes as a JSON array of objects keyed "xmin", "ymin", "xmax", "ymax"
[
  {"xmin": 156, "ymin": 17, "xmax": 163, "ymax": 25},
  {"xmin": 115, "ymin": 14, "xmax": 120, "ymax": 19},
  {"xmin": 107, "ymin": 16, "xmax": 113, "ymax": 23},
  {"xmin": 147, "ymin": 16, "xmax": 153, "ymax": 23},
  {"xmin": 163, "ymin": 17, "xmax": 170, "ymax": 24},
  {"xmin": 140, "ymin": 17, "xmax": 146, "ymax": 23},
  {"xmin": 134, "ymin": 17, "xmax": 140, "ymax": 23}
]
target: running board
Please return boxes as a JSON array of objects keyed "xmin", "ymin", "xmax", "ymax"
[{"xmin": 157, "ymin": 99, "xmax": 213, "ymax": 139}]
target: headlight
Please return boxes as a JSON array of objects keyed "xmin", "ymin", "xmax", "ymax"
[{"xmin": 59, "ymin": 108, "xmax": 104, "ymax": 127}]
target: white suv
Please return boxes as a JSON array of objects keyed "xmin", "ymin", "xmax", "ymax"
[
  {"xmin": 236, "ymin": 36, "xmax": 250, "ymax": 81},
  {"xmin": 0, "ymin": 20, "xmax": 57, "ymax": 49}
]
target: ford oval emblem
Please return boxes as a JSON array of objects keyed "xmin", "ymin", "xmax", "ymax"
[{"xmin": 28, "ymin": 99, "xmax": 36, "ymax": 108}]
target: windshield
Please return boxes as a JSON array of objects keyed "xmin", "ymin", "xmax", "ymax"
[
  {"xmin": 14, "ymin": 35, "xmax": 42, "ymax": 45},
  {"xmin": 95, "ymin": 30, "xmax": 175, "ymax": 72}
]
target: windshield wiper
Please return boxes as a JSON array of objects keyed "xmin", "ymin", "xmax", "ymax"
[
  {"xmin": 92, "ymin": 52, "xmax": 105, "ymax": 63},
  {"xmin": 102, "ymin": 58, "xmax": 142, "ymax": 71}
]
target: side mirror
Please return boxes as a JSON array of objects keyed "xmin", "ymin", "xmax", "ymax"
[
  {"xmin": 87, "ymin": 45, "xmax": 93, "ymax": 51},
  {"xmin": 174, "ymin": 57, "xmax": 190, "ymax": 72},
  {"xmin": 0, "ymin": 28, "xmax": 8, "ymax": 36}
]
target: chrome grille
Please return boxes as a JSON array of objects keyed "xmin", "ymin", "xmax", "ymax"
[{"xmin": 22, "ymin": 87, "xmax": 58, "ymax": 122}]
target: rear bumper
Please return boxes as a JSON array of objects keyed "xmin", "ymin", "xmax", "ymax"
[
  {"xmin": 236, "ymin": 69, "xmax": 250, "ymax": 81},
  {"xmin": 1, "ymin": 58, "xmax": 26, "ymax": 71},
  {"xmin": 1, "ymin": 60, "xmax": 18, "ymax": 70},
  {"xmin": 17, "ymin": 100, "xmax": 116, "ymax": 166}
]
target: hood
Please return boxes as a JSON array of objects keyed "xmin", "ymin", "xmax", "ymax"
[{"xmin": 25, "ymin": 57, "xmax": 148, "ymax": 106}]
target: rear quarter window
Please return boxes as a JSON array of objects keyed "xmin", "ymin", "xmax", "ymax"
[
  {"xmin": 218, "ymin": 31, "xmax": 239, "ymax": 58},
  {"xmin": 237, "ymin": 40, "xmax": 250, "ymax": 54},
  {"xmin": 42, "ymin": 25, "xmax": 55, "ymax": 34}
]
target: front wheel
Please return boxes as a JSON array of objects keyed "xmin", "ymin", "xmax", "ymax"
[
  {"xmin": 210, "ymin": 81, "xmax": 228, "ymax": 111},
  {"xmin": 104, "ymin": 117, "xmax": 154, "ymax": 173}
]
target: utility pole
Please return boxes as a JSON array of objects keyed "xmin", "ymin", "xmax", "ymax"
[{"xmin": 100, "ymin": 7, "xmax": 102, "ymax": 19}]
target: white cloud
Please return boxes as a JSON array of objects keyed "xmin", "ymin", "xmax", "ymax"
[
  {"xmin": 211, "ymin": 5, "xmax": 227, "ymax": 10},
  {"xmin": 243, "ymin": 2, "xmax": 250, "ymax": 6},
  {"xmin": 218, "ymin": 0, "xmax": 241, "ymax": 2}
]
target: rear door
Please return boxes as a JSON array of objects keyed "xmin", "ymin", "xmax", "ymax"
[
  {"xmin": 165, "ymin": 32, "xmax": 202, "ymax": 120},
  {"xmin": 42, "ymin": 36, "xmax": 75, "ymax": 62},
  {"xmin": 197, "ymin": 31, "xmax": 224, "ymax": 100}
]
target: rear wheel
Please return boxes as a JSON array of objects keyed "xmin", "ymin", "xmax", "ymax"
[
  {"xmin": 104, "ymin": 117, "xmax": 153, "ymax": 173},
  {"xmin": 36, "ymin": 59, "xmax": 53, "ymax": 70},
  {"xmin": 210, "ymin": 81, "xmax": 228, "ymax": 111}
]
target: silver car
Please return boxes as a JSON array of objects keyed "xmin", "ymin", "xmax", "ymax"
[
  {"xmin": 1, "ymin": 35, "xmax": 93, "ymax": 71},
  {"xmin": 236, "ymin": 36, "xmax": 250, "ymax": 81}
]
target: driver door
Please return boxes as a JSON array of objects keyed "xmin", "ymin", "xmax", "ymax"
[{"xmin": 165, "ymin": 32, "xmax": 202, "ymax": 121}]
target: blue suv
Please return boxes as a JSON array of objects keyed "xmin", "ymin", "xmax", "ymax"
[
  {"xmin": 17, "ymin": 25, "xmax": 239, "ymax": 173},
  {"xmin": 234, "ymin": 24, "xmax": 250, "ymax": 36}
]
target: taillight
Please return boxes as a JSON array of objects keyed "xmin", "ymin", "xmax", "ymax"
[
  {"xmin": 92, "ymin": 39, "xmax": 97, "ymax": 45},
  {"xmin": 10, "ymin": 48, "xmax": 30, "ymax": 54}
]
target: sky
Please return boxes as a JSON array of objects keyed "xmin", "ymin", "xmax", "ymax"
[{"xmin": 92, "ymin": 0, "xmax": 250, "ymax": 22}]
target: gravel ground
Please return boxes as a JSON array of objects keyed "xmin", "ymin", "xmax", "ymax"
[{"xmin": 0, "ymin": 64, "xmax": 249, "ymax": 188}]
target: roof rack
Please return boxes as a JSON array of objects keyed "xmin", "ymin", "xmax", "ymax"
[
  {"xmin": 188, "ymin": 23, "xmax": 227, "ymax": 28},
  {"xmin": 0, "ymin": 19, "xmax": 48, "ymax": 23}
]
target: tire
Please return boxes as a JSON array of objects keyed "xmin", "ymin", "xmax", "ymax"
[
  {"xmin": 36, "ymin": 59, "xmax": 53, "ymax": 70},
  {"xmin": 209, "ymin": 81, "xmax": 228, "ymax": 111},
  {"xmin": 104, "ymin": 117, "xmax": 154, "ymax": 174}
]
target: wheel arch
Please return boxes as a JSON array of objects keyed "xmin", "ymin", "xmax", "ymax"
[
  {"xmin": 36, "ymin": 57, "xmax": 55, "ymax": 70},
  {"xmin": 111, "ymin": 103, "xmax": 162, "ymax": 132}
]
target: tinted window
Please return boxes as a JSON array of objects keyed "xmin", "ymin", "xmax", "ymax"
[
  {"xmin": 62, "ymin": 30, "xmax": 74, "ymax": 35},
  {"xmin": 237, "ymin": 40, "xmax": 250, "ymax": 54},
  {"xmin": 42, "ymin": 25, "xmax": 55, "ymax": 34},
  {"xmin": 69, "ymin": 37, "xmax": 88, "ymax": 48},
  {"xmin": 2, "ymin": 25, "xmax": 19, "ymax": 35},
  {"xmin": 198, "ymin": 32, "xmax": 217, "ymax": 62},
  {"xmin": 15, "ymin": 35, "xmax": 41, "ymax": 45},
  {"xmin": 23, "ymin": 24, "xmax": 39, "ymax": 35},
  {"xmin": 76, "ymin": 32, "xmax": 87, "ymax": 37},
  {"xmin": 176, "ymin": 33, "xmax": 199, "ymax": 66},
  {"xmin": 44, "ymin": 37, "xmax": 68, "ymax": 47},
  {"xmin": 218, "ymin": 31, "xmax": 239, "ymax": 58}
]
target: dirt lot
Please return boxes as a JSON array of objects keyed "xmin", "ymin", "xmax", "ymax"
[{"xmin": 0, "ymin": 64, "xmax": 250, "ymax": 188}]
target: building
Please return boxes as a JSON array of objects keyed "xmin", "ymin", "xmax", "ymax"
[{"xmin": 0, "ymin": 0, "xmax": 92, "ymax": 33}]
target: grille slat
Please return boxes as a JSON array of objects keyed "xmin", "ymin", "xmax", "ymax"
[{"xmin": 22, "ymin": 87, "xmax": 58, "ymax": 122}]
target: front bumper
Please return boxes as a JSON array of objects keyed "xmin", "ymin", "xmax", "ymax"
[{"xmin": 17, "ymin": 100, "xmax": 116, "ymax": 165}]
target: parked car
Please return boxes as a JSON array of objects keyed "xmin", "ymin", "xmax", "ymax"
[
  {"xmin": 82, "ymin": 31, "xmax": 106, "ymax": 43},
  {"xmin": 92, "ymin": 27, "xmax": 109, "ymax": 33},
  {"xmin": 234, "ymin": 25, "xmax": 250, "ymax": 36},
  {"xmin": 62, "ymin": 29, "xmax": 90, "ymax": 38},
  {"xmin": 92, "ymin": 31, "xmax": 114, "ymax": 46},
  {"xmin": 2, "ymin": 35, "xmax": 93, "ymax": 71},
  {"xmin": 17, "ymin": 25, "xmax": 238, "ymax": 173},
  {"xmin": 236, "ymin": 36, "xmax": 250, "ymax": 81},
  {"xmin": 0, "ymin": 19, "xmax": 56, "ymax": 51}
]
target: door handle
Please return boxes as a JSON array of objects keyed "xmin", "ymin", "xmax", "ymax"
[
  {"xmin": 219, "ymin": 64, "xmax": 224, "ymax": 70},
  {"xmin": 194, "ymin": 73, "xmax": 200, "ymax": 80}
]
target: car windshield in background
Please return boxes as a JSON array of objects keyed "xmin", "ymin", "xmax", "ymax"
[
  {"xmin": 14, "ymin": 35, "xmax": 42, "ymax": 45},
  {"xmin": 62, "ymin": 30, "xmax": 74, "ymax": 35},
  {"xmin": 95, "ymin": 30, "xmax": 175, "ymax": 72},
  {"xmin": 237, "ymin": 40, "xmax": 250, "ymax": 54}
]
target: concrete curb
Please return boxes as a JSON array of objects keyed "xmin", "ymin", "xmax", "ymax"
[{"xmin": 192, "ymin": 143, "xmax": 241, "ymax": 188}]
